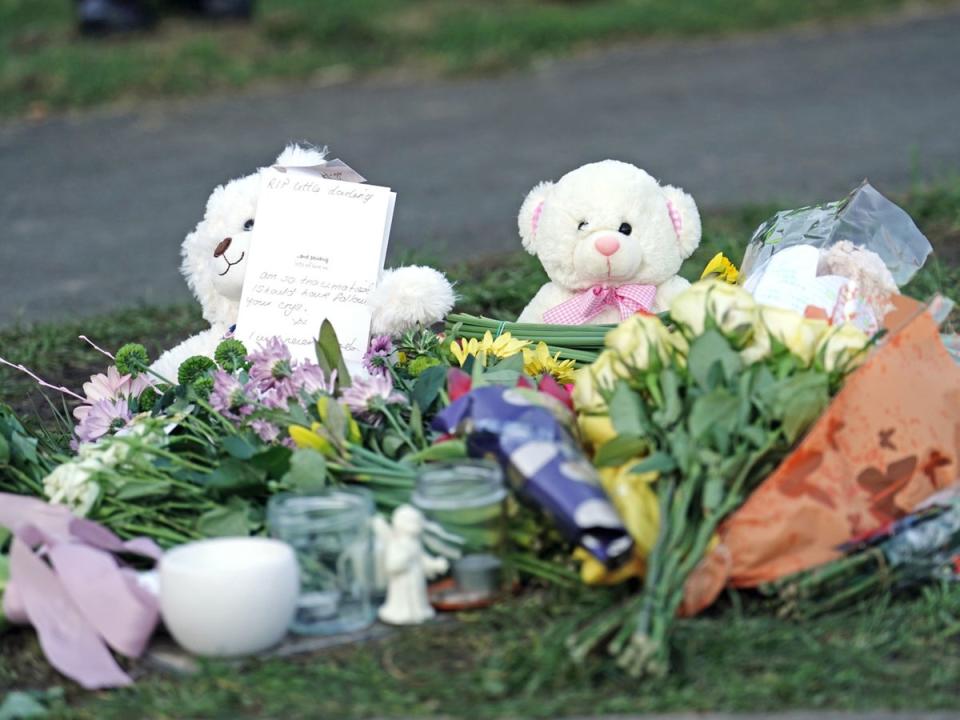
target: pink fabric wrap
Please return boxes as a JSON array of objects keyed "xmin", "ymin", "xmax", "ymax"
[
  {"xmin": 542, "ymin": 283, "xmax": 657, "ymax": 325},
  {"xmin": 0, "ymin": 493, "xmax": 162, "ymax": 689}
]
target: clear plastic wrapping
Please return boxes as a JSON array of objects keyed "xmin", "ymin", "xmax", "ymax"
[{"xmin": 740, "ymin": 182, "xmax": 933, "ymax": 332}]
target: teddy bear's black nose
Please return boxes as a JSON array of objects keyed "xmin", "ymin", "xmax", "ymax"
[{"xmin": 214, "ymin": 237, "xmax": 232, "ymax": 258}]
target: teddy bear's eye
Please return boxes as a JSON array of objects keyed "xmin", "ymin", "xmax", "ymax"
[
  {"xmin": 243, "ymin": 219, "xmax": 255, "ymax": 231},
  {"xmin": 618, "ymin": 222, "xmax": 632, "ymax": 236},
  {"xmin": 577, "ymin": 221, "xmax": 588, "ymax": 231}
]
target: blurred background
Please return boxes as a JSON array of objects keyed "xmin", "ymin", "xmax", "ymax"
[{"xmin": 1, "ymin": 0, "xmax": 959, "ymax": 325}]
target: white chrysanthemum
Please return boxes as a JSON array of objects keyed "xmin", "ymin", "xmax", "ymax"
[{"xmin": 43, "ymin": 460, "xmax": 101, "ymax": 517}]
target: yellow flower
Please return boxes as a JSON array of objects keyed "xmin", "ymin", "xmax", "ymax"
[
  {"xmin": 288, "ymin": 423, "xmax": 335, "ymax": 456},
  {"xmin": 578, "ymin": 413, "xmax": 617, "ymax": 450},
  {"xmin": 449, "ymin": 331, "xmax": 530, "ymax": 367},
  {"xmin": 816, "ymin": 322, "xmax": 870, "ymax": 373},
  {"xmin": 760, "ymin": 306, "xmax": 830, "ymax": 366},
  {"xmin": 605, "ymin": 314, "xmax": 685, "ymax": 372},
  {"xmin": 572, "ymin": 366, "xmax": 607, "ymax": 414},
  {"xmin": 700, "ymin": 251, "xmax": 740, "ymax": 283},
  {"xmin": 670, "ymin": 279, "xmax": 758, "ymax": 349},
  {"xmin": 522, "ymin": 342, "xmax": 577, "ymax": 384}
]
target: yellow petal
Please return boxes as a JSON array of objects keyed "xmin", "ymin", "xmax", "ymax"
[{"xmin": 288, "ymin": 425, "xmax": 333, "ymax": 454}]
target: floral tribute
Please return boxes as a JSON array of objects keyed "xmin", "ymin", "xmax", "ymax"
[{"xmin": 1, "ymin": 200, "xmax": 959, "ymax": 689}]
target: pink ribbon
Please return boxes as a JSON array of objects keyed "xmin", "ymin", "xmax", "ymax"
[
  {"xmin": 0, "ymin": 493, "xmax": 162, "ymax": 689},
  {"xmin": 542, "ymin": 284, "xmax": 657, "ymax": 324}
]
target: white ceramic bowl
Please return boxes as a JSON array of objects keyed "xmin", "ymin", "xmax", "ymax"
[{"xmin": 159, "ymin": 537, "xmax": 299, "ymax": 657}]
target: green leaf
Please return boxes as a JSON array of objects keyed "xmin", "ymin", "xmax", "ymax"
[
  {"xmin": 323, "ymin": 399, "xmax": 348, "ymax": 444},
  {"xmin": 249, "ymin": 445, "xmax": 292, "ymax": 479},
  {"xmin": 203, "ymin": 458, "xmax": 266, "ymax": 494},
  {"xmin": 411, "ymin": 364, "xmax": 448, "ymax": 411},
  {"xmin": 702, "ymin": 474, "xmax": 724, "ymax": 512},
  {"xmin": 222, "ymin": 434, "xmax": 258, "ymax": 460},
  {"xmin": 496, "ymin": 353, "xmax": 526, "ymax": 373},
  {"xmin": 281, "ymin": 449, "xmax": 328, "ymax": 493},
  {"xmin": 196, "ymin": 498, "xmax": 254, "ymax": 537},
  {"xmin": 608, "ymin": 381, "xmax": 644, "ymax": 436},
  {"xmin": 0, "ymin": 434, "xmax": 9, "ymax": 465},
  {"xmin": 687, "ymin": 330, "xmax": 742, "ymax": 390},
  {"xmin": 780, "ymin": 374, "xmax": 830, "ymax": 444},
  {"xmin": 594, "ymin": 434, "xmax": 649, "ymax": 467},
  {"xmin": 315, "ymin": 319, "xmax": 352, "ymax": 389},
  {"xmin": 629, "ymin": 451, "xmax": 677, "ymax": 475},
  {"xmin": 653, "ymin": 368, "xmax": 683, "ymax": 427},
  {"xmin": 382, "ymin": 432, "xmax": 405, "ymax": 457},
  {"xmin": 688, "ymin": 388, "xmax": 739, "ymax": 442},
  {"xmin": 9, "ymin": 433, "xmax": 37, "ymax": 466},
  {"xmin": 115, "ymin": 480, "xmax": 172, "ymax": 501}
]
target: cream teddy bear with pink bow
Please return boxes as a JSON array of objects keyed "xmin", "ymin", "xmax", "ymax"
[{"xmin": 516, "ymin": 160, "xmax": 701, "ymax": 324}]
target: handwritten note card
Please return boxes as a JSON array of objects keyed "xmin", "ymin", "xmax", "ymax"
[{"xmin": 235, "ymin": 165, "xmax": 396, "ymax": 371}]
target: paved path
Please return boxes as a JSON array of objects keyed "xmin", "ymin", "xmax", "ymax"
[{"xmin": 1, "ymin": 9, "xmax": 959, "ymax": 326}]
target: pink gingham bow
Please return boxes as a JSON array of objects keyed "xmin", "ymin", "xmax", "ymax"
[{"xmin": 542, "ymin": 284, "xmax": 657, "ymax": 324}]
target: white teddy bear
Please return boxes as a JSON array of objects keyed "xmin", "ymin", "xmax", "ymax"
[
  {"xmin": 152, "ymin": 144, "xmax": 455, "ymax": 380},
  {"xmin": 517, "ymin": 160, "xmax": 701, "ymax": 324}
]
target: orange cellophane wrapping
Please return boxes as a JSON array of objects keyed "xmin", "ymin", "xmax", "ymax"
[{"xmin": 682, "ymin": 298, "xmax": 960, "ymax": 616}]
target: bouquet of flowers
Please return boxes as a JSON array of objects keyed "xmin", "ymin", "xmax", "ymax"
[{"xmin": 567, "ymin": 279, "xmax": 872, "ymax": 676}]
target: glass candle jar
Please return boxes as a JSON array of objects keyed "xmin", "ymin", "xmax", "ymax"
[
  {"xmin": 267, "ymin": 488, "xmax": 375, "ymax": 636},
  {"xmin": 412, "ymin": 460, "xmax": 507, "ymax": 555}
]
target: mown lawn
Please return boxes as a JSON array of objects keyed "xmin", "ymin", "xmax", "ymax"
[
  {"xmin": 1, "ymin": 183, "xmax": 959, "ymax": 717},
  {"xmin": 2, "ymin": 0, "xmax": 957, "ymax": 117}
]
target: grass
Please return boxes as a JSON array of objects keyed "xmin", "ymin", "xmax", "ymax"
[
  {"xmin": 2, "ymin": 0, "xmax": 957, "ymax": 117},
  {"xmin": 1, "ymin": 182, "xmax": 959, "ymax": 717}
]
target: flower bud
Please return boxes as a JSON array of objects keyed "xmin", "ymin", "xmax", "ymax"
[
  {"xmin": 670, "ymin": 280, "xmax": 758, "ymax": 348},
  {"xmin": 572, "ymin": 366, "xmax": 607, "ymax": 414},
  {"xmin": 816, "ymin": 323, "xmax": 870, "ymax": 373},
  {"xmin": 761, "ymin": 306, "xmax": 829, "ymax": 366}
]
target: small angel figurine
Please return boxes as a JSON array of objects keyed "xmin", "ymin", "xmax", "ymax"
[{"xmin": 377, "ymin": 505, "xmax": 449, "ymax": 625}]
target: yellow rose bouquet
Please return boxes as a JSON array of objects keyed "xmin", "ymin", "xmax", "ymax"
[{"xmin": 568, "ymin": 279, "xmax": 871, "ymax": 677}]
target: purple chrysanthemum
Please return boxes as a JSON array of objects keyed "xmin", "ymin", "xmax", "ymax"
[
  {"xmin": 75, "ymin": 398, "xmax": 133, "ymax": 443},
  {"xmin": 340, "ymin": 373, "xmax": 406, "ymax": 416},
  {"xmin": 248, "ymin": 337, "xmax": 294, "ymax": 389},
  {"xmin": 292, "ymin": 362, "xmax": 337, "ymax": 395},
  {"xmin": 210, "ymin": 371, "xmax": 253, "ymax": 419},
  {"xmin": 251, "ymin": 419, "xmax": 280, "ymax": 443},
  {"xmin": 362, "ymin": 335, "xmax": 394, "ymax": 377}
]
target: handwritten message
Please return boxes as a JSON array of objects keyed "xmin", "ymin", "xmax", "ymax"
[{"xmin": 235, "ymin": 166, "xmax": 395, "ymax": 369}]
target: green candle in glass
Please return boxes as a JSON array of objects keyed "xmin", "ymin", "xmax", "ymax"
[{"xmin": 412, "ymin": 460, "xmax": 507, "ymax": 555}]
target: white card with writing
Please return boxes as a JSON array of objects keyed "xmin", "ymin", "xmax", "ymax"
[{"xmin": 236, "ymin": 166, "xmax": 396, "ymax": 371}]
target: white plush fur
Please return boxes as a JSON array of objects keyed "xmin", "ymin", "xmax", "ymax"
[
  {"xmin": 517, "ymin": 160, "xmax": 701, "ymax": 323},
  {"xmin": 152, "ymin": 143, "xmax": 454, "ymax": 379},
  {"xmin": 368, "ymin": 265, "xmax": 456, "ymax": 336}
]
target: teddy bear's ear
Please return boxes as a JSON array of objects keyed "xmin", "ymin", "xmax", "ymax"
[
  {"xmin": 518, "ymin": 181, "xmax": 554, "ymax": 255},
  {"xmin": 661, "ymin": 185, "xmax": 702, "ymax": 259},
  {"xmin": 275, "ymin": 143, "xmax": 329, "ymax": 167}
]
